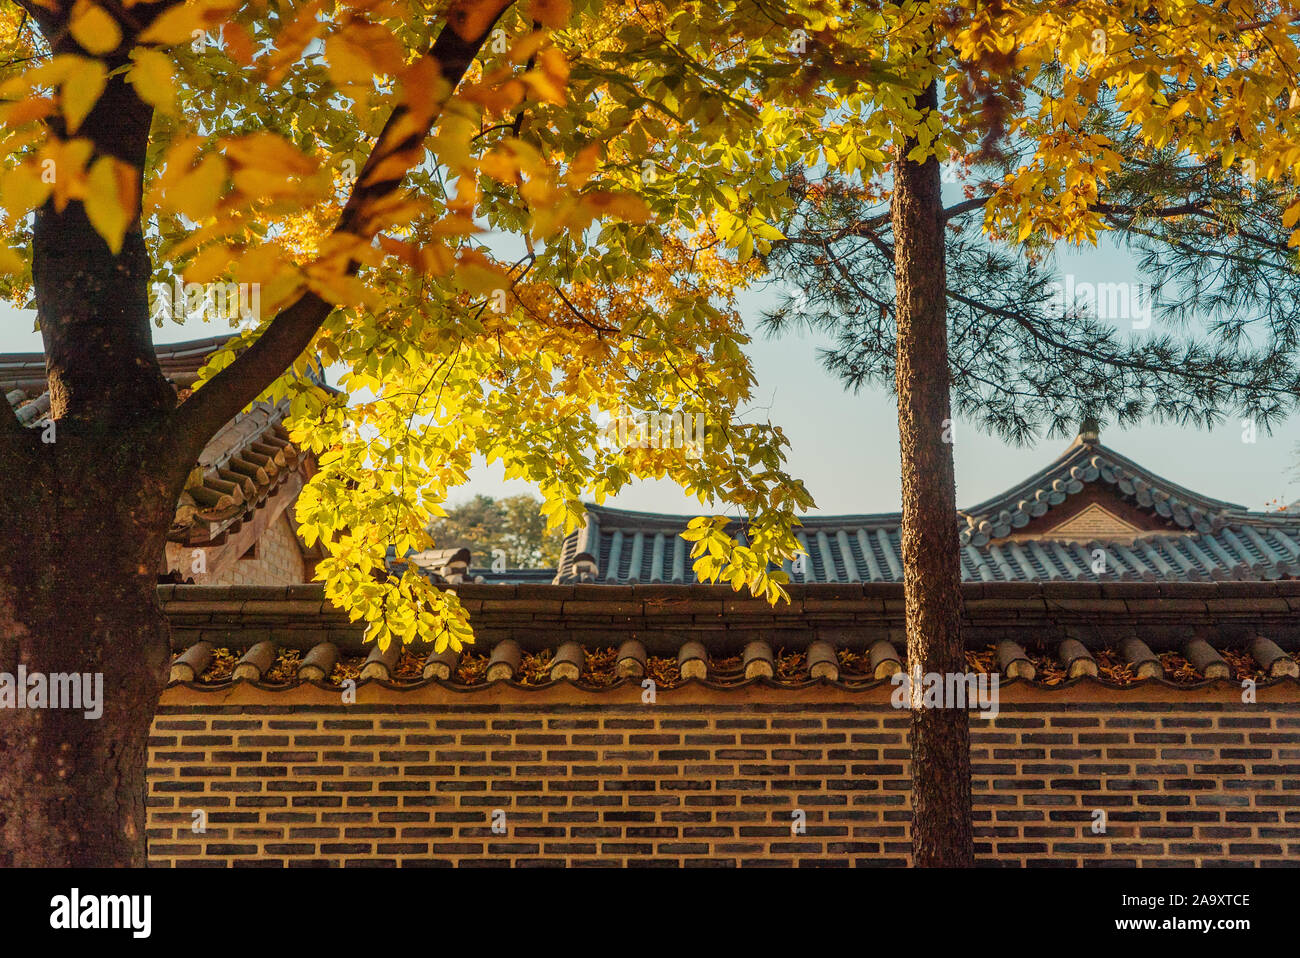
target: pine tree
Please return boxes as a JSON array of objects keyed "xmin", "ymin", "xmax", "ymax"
[{"xmin": 763, "ymin": 2, "xmax": 1300, "ymax": 866}]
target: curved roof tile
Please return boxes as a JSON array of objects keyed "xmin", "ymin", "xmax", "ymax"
[
  {"xmin": 1, "ymin": 334, "xmax": 321, "ymax": 548},
  {"xmin": 555, "ymin": 432, "xmax": 1300, "ymax": 585}
]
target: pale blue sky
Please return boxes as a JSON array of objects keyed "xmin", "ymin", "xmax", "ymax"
[{"xmin": 5, "ymin": 235, "xmax": 1297, "ymax": 518}]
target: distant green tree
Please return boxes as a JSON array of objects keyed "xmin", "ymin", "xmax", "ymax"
[{"xmin": 428, "ymin": 494, "xmax": 565, "ymax": 568}]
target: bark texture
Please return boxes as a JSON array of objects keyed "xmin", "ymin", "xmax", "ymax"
[
  {"xmin": 0, "ymin": 1, "xmax": 508, "ymax": 866},
  {"xmin": 0, "ymin": 425, "xmax": 179, "ymax": 866},
  {"xmin": 892, "ymin": 81, "xmax": 975, "ymax": 867},
  {"xmin": 33, "ymin": 56, "xmax": 172, "ymax": 426},
  {"xmin": 0, "ymin": 19, "xmax": 182, "ymax": 865}
]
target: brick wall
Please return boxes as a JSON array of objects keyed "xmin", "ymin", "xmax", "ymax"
[
  {"xmin": 164, "ymin": 512, "xmax": 308, "ymax": 588},
  {"xmin": 145, "ymin": 684, "xmax": 1300, "ymax": 867},
  {"xmin": 208, "ymin": 512, "xmax": 306, "ymax": 587}
]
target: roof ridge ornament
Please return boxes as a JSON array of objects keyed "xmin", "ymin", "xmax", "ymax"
[{"xmin": 1079, "ymin": 415, "xmax": 1100, "ymax": 444}]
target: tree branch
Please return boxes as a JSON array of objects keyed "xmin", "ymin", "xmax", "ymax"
[
  {"xmin": 1091, "ymin": 199, "xmax": 1211, "ymax": 220},
  {"xmin": 171, "ymin": 0, "xmax": 515, "ymax": 457},
  {"xmin": 940, "ymin": 196, "xmax": 989, "ymax": 221},
  {"xmin": 11, "ymin": 0, "xmax": 60, "ymax": 36},
  {"xmin": 946, "ymin": 287, "xmax": 1298, "ymax": 400}
]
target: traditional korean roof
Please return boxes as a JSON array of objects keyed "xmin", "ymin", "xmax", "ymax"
[
  {"xmin": 0, "ymin": 334, "xmax": 319, "ymax": 550},
  {"xmin": 958, "ymin": 429, "xmax": 1242, "ymax": 544},
  {"xmin": 555, "ymin": 430, "xmax": 1300, "ymax": 585},
  {"xmin": 0, "ymin": 333, "xmax": 237, "ymax": 425},
  {"xmin": 172, "ymin": 396, "xmax": 307, "ymax": 547},
  {"xmin": 159, "ymin": 581, "xmax": 1300, "ymax": 693}
]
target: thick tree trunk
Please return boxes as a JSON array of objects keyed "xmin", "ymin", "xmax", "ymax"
[
  {"xmin": 0, "ymin": 11, "xmax": 187, "ymax": 867},
  {"xmin": 32, "ymin": 37, "xmax": 173, "ymax": 426},
  {"xmin": 0, "ymin": 0, "xmax": 503, "ymax": 867},
  {"xmin": 892, "ymin": 81, "xmax": 975, "ymax": 867},
  {"xmin": 0, "ymin": 425, "xmax": 178, "ymax": 866}
]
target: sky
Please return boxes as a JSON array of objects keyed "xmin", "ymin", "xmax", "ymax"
[{"xmin": 4, "ymin": 236, "xmax": 1298, "ymax": 519}]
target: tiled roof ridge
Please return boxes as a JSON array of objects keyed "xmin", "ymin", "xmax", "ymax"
[
  {"xmin": 159, "ymin": 580, "xmax": 1300, "ymax": 693},
  {"xmin": 0, "ymin": 331, "xmax": 236, "ymax": 364},
  {"xmin": 2, "ymin": 333, "xmax": 245, "ymax": 427},
  {"xmin": 164, "ymin": 668, "xmax": 1300, "ymax": 695},
  {"xmin": 170, "ymin": 397, "xmax": 305, "ymax": 543},
  {"xmin": 962, "ymin": 437, "xmax": 1234, "ymax": 517},
  {"xmin": 557, "ymin": 520, "xmax": 1300, "ymax": 585},
  {"xmin": 577, "ymin": 436, "xmax": 1261, "ymax": 539},
  {"xmin": 555, "ymin": 434, "xmax": 1300, "ymax": 583},
  {"xmin": 2, "ymin": 332, "xmax": 335, "ymax": 411},
  {"xmin": 156, "ymin": 582, "xmax": 1300, "ymax": 691},
  {"xmin": 958, "ymin": 436, "xmax": 1252, "ymax": 546},
  {"xmin": 582, "ymin": 502, "xmax": 905, "ymax": 531},
  {"xmin": 0, "ymin": 333, "xmax": 325, "ymax": 547},
  {"xmin": 159, "ymin": 580, "xmax": 1300, "ymax": 643},
  {"xmin": 0, "ymin": 332, "xmax": 314, "ymax": 546},
  {"xmin": 0, "ymin": 333, "xmax": 238, "ymax": 399}
]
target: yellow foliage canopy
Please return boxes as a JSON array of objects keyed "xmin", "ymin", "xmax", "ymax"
[{"xmin": 1, "ymin": 0, "xmax": 1297, "ymax": 649}]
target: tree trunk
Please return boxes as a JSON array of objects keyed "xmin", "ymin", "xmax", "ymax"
[
  {"xmin": 892, "ymin": 80, "xmax": 975, "ymax": 867},
  {"xmin": 0, "ymin": 12, "xmax": 189, "ymax": 865},
  {"xmin": 0, "ymin": 411, "xmax": 178, "ymax": 866},
  {"xmin": 0, "ymin": 1, "xmax": 506, "ymax": 867}
]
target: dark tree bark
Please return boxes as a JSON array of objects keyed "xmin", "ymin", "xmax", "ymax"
[
  {"xmin": 33, "ymin": 41, "xmax": 175, "ymax": 426},
  {"xmin": 0, "ymin": 424, "xmax": 181, "ymax": 867},
  {"xmin": 0, "ymin": 0, "xmax": 511, "ymax": 866},
  {"xmin": 0, "ymin": 13, "xmax": 184, "ymax": 868},
  {"xmin": 892, "ymin": 80, "xmax": 975, "ymax": 867}
]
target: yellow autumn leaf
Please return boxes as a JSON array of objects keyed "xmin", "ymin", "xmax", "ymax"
[
  {"xmin": 183, "ymin": 243, "xmax": 238, "ymax": 284},
  {"xmin": 83, "ymin": 155, "xmax": 136, "ymax": 255},
  {"xmin": 522, "ymin": 69, "xmax": 566, "ymax": 105},
  {"xmin": 233, "ymin": 167, "xmax": 303, "ymax": 198},
  {"xmin": 223, "ymin": 22, "xmax": 256, "ymax": 66},
  {"xmin": 69, "ymin": 1, "xmax": 121, "ymax": 55},
  {"xmin": 521, "ymin": 47, "xmax": 568, "ymax": 104},
  {"xmin": 586, "ymin": 191, "xmax": 651, "ymax": 223},
  {"xmin": 0, "ymin": 163, "xmax": 53, "ymax": 220},
  {"xmin": 454, "ymin": 248, "xmax": 507, "ymax": 293},
  {"xmin": 41, "ymin": 138, "xmax": 94, "ymax": 213},
  {"xmin": 232, "ymin": 243, "xmax": 290, "ymax": 287},
  {"xmin": 539, "ymin": 46, "xmax": 569, "ymax": 86},
  {"xmin": 128, "ymin": 49, "xmax": 176, "ymax": 112},
  {"xmin": 2, "ymin": 95, "xmax": 55, "ymax": 128},
  {"xmin": 306, "ymin": 270, "xmax": 368, "ymax": 307},
  {"xmin": 326, "ymin": 23, "xmax": 405, "ymax": 86},
  {"xmin": 138, "ymin": 4, "xmax": 206, "ymax": 45},
  {"xmin": 168, "ymin": 153, "xmax": 228, "ymax": 221},
  {"xmin": 0, "ymin": 245, "xmax": 24, "ymax": 275},
  {"xmin": 62, "ymin": 57, "xmax": 106, "ymax": 133},
  {"xmin": 224, "ymin": 133, "xmax": 317, "ymax": 176},
  {"xmin": 325, "ymin": 33, "xmax": 375, "ymax": 86},
  {"xmin": 417, "ymin": 242, "xmax": 455, "ymax": 276},
  {"xmin": 565, "ymin": 142, "xmax": 602, "ymax": 187},
  {"xmin": 478, "ymin": 149, "xmax": 520, "ymax": 184},
  {"xmin": 529, "ymin": 0, "xmax": 572, "ymax": 28},
  {"xmin": 507, "ymin": 30, "xmax": 550, "ymax": 65},
  {"xmin": 1167, "ymin": 96, "xmax": 1192, "ymax": 120}
]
